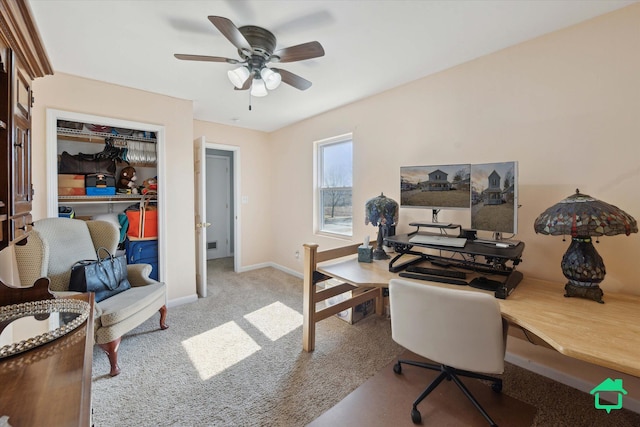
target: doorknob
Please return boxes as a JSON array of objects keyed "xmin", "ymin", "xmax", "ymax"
[{"xmin": 197, "ymin": 222, "xmax": 211, "ymax": 228}]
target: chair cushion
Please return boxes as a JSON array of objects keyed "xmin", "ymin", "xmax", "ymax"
[{"xmin": 97, "ymin": 283, "xmax": 165, "ymax": 327}]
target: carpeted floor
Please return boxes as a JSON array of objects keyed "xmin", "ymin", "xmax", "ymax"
[{"xmin": 90, "ymin": 258, "xmax": 640, "ymax": 426}]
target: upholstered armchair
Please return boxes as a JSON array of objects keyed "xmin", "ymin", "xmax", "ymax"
[{"xmin": 15, "ymin": 218, "xmax": 168, "ymax": 376}]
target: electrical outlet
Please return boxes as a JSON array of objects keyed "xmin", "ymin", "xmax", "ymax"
[{"xmin": 294, "ymin": 250, "xmax": 300, "ymax": 259}]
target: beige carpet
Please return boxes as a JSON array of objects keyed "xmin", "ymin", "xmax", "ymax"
[{"xmin": 89, "ymin": 258, "xmax": 640, "ymax": 426}]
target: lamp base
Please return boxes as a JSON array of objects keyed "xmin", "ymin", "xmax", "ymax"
[
  {"xmin": 372, "ymin": 247, "xmax": 389, "ymax": 260},
  {"xmin": 564, "ymin": 283, "xmax": 604, "ymax": 304}
]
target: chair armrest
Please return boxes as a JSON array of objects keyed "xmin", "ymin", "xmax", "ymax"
[{"xmin": 126, "ymin": 264, "xmax": 159, "ymax": 286}]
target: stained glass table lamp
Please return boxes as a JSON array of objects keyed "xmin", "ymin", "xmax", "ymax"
[
  {"xmin": 533, "ymin": 189, "xmax": 637, "ymax": 303},
  {"xmin": 365, "ymin": 193, "xmax": 399, "ymax": 260}
]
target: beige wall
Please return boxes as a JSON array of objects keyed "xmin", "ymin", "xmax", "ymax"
[
  {"xmin": 21, "ymin": 4, "xmax": 640, "ymax": 301},
  {"xmin": 192, "ymin": 120, "xmax": 272, "ymax": 267},
  {"xmin": 31, "ymin": 73, "xmax": 197, "ymax": 302},
  {"xmin": 269, "ymin": 4, "xmax": 640, "ymax": 295}
]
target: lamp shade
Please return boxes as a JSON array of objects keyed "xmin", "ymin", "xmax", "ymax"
[
  {"xmin": 227, "ymin": 66, "xmax": 250, "ymax": 89},
  {"xmin": 260, "ymin": 67, "xmax": 282, "ymax": 90},
  {"xmin": 533, "ymin": 189, "xmax": 638, "ymax": 237},
  {"xmin": 251, "ymin": 78, "xmax": 268, "ymax": 97},
  {"xmin": 365, "ymin": 193, "xmax": 399, "ymax": 227}
]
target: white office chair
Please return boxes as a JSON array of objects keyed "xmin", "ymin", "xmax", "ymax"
[{"xmin": 389, "ymin": 279, "xmax": 508, "ymax": 426}]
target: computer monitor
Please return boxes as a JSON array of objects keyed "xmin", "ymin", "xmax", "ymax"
[
  {"xmin": 400, "ymin": 164, "xmax": 471, "ymax": 222},
  {"xmin": 470, "ymin": 161, "xmax": 518, "ymax": 237}
]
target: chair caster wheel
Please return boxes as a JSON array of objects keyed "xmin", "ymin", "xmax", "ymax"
[
  {"xmin": 393, "ymin": 362, "xmax": 402, "ymax": 374},
  {"xmin": 491, "ymin": 381, "xmax": 502, "ymax": 393},
  {"xmin": 411, "ymin": 407, "xmax": 422, "ymax": 424}
]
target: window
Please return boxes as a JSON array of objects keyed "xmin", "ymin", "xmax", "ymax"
[{"xmin": 315, "ymin": 134, "xmax": 353, "ymax": 236}]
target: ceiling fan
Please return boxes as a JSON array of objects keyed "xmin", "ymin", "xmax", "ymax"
[{"xmin": 174, "ymin": 16, "xmax": 325, "ymax": 98}]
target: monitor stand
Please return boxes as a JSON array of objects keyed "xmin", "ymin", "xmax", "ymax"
[
  {"xmin": 407, "ymin": 210, "xmax": 462, "ymax": 235},
  {"xmin": 474, "ymin": 232, "xmax": 521, "ymax": 247}
]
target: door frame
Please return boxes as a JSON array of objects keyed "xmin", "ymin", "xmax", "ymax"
[
  {"xmin": 45, "ymin": 109, "xmax": 167, "ymax": 282},
  {"xmin": 198, "ymin": 139, "xmax": 241, "ymax": 274}
]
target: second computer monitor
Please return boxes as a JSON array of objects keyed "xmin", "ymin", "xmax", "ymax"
[{"xmin": 470, "ymin": 161, "xmax": 518, "ymax": 235}]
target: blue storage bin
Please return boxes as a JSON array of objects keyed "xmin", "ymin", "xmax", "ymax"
[
  {"xmin": 125, "ymin": 238, "xmax": 158, "ymax": 280},
  {"xmin": 86, "ymin": 187, "xmax": 116, "ymax": 196}
]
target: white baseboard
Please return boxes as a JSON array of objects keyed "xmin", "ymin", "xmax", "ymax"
[
  {"xmin": 167, "ymin": 293, "xmax": 198, "ymax": 308},
  {"xmin": 238, "ymin": 262, "xmax": 272, "ymax": 273},
  {"xmin": 239, "ymin": 261, "xmax": 303, "ymax": 279},
  {"xmin": 506, "ymin": 336, "xmax": 640, "ymax": 414}
]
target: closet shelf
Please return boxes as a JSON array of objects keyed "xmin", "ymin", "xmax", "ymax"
[
  {"xmin": 58, "ymin": 195, "xmax": 146, "ymax": 204},
  {"xmin": 57, "ymin": 127, "xmax": 157, "ymax": 144}
]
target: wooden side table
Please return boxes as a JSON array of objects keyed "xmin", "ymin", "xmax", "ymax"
[{"xmin": 0, "ymin": 279, "xmax": 94, "ymax": 426}]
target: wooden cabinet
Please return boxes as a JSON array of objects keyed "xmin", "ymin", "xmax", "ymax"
[{"xmin": 0, "ymin": 0, "xmax": 52, "ymax": 250}]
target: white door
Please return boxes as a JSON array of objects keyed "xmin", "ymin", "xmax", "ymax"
[
  {"xmin": 206, "ymin": 155, "xmax": 231, "ymax": 259},
  {"xmin": 194, "ymin": 137, "xmax": 209, "ymax": 298}
]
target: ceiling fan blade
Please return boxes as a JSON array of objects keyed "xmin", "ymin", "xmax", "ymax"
[
  {"xmin": 272, "ymin": 41, "xmax": 325, "ymax": 63},
  {"xmin": 174, "ymin": 54, "xmax": 239, "ymax": 64},
  {"xmin": 273, "ymin": 68, "xmax": 312, "ymax": 91},
  {"xmin": 208, "ymin": 16, "xmax": 252, "ymax": 54},
  {"xmin": 235, "ymin": 74, "xmax": 254, "ymax": 91}
]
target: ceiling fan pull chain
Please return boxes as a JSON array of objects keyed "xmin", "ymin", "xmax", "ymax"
[{"xmin": 249, "ymin": 90, "xmax": 252, "ymax": 111}]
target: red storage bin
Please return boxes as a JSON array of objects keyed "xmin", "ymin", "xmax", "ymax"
[{"xmin": 126, "ymin": 194, "xmax": 157, "ymax": 239}]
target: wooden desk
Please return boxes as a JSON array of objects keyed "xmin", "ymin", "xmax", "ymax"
[
  {"xmin": 302, "ymin": 243, "xmax": 640, "ymax": 378},
  {"xmin": 0, "ymin": 279, "xmax": 94, "ymax": 427}
]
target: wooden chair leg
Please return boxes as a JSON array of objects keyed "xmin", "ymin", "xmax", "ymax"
[
  {"xmin": 98, "ymin": 338, "xmax": 121, "ymax": 377},
  {"xmin": 159, "ymin": 305, "xmax": 168, "ymax": 330}
]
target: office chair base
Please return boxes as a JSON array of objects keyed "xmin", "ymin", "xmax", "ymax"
[{"xmin": 394, "ymin": 359, "xmax": 501, "ymax": 426}]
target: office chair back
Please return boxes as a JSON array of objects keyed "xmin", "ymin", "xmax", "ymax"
[{"xmin": 389, "ymin": 279, "xmax": 507, "ymax": 374}]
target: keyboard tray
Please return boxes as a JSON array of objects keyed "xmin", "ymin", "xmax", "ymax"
[
  {"xmin": 399, "ymin": 272, "xmax": 468, "ymax": 286},
  {"xmin": 406, "ymin": 266, "xmax": 466, "ymax": 279}
]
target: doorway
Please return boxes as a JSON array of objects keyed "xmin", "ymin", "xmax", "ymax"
[
  {"xmin": 206, "ymin": 151, "xmax": 232, "ymax": 260},
  {"xmin": 194, "ymin": 138, "xmax": 241, "ymax": 298}
]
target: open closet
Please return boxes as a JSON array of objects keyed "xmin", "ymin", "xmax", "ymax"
[{"xmin": 49, "ymin": 112, "xmax": 164, "ymax": 281}]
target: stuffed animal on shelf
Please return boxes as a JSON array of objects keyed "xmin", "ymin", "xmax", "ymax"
[
  {"xmin": 117, "ymin": 166, "xmax": 138, "ymax": 194},
  {"xmin": 141, "ymin": 176, "xmax": 158, "ymax": 195}
]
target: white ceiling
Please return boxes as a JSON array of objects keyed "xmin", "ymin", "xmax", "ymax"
[{"xmin": 29, "ymin": 0, "xmax": 636, "ymax": 133}]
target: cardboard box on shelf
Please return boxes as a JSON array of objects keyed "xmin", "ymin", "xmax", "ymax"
[
  {"xmin": 58, "ymin": 174, "xmax": 85, "ymax": 195},
  {"xmin": 58, "ymin": 187, "xmax": 85, "ymax": 196},
  {"xmin": 58, "ymin": 174, "xmax": 85, "ymax": 187},
  {"xmin": 319, "ymin": 279, "xmax": 375, "ymax": 324}
]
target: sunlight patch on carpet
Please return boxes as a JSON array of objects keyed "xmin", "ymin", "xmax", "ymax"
[
  {"xmin": 182, "ymin": 321, "xmax": 261, "ymax": 380},
  {"xmin": 244, "ymin": 301, "xmax": 303, "ymax": 341}
]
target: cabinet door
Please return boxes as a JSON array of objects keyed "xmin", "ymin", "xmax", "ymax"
[
  {"xmin": 10, "ymin": 55, "xmax": 33, "ymax": 241},
  {"xmin": 0, "ymin": 43, "xmax": 10, "ymax": 249}
]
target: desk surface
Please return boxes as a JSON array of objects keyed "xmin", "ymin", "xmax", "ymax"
[{"xmin": 317, "ymin": 256, "xmax": 640, "ymax": 378}]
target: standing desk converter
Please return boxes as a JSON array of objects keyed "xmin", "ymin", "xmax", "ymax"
[
  {"xmin": 302, "ymin": 242, "xmax": 640, "ymax": 378},
  {"xmin": 385, "ymin": 232, "xmax": 525, "ymax": 298}
]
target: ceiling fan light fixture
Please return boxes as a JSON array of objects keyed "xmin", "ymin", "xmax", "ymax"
[
  {"xmin": 251, "ymin": 78, "xmax": 268, "ymax": 97},
  {"xmin": 227, "ymin": 66, "xmax": 250, "ymax": 88},
  {"xmin": 261, "ymin": 67, "xmax": 282, "ymax": 90}
]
